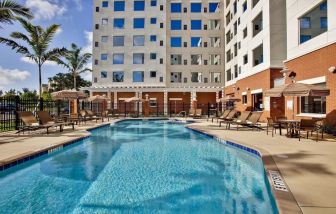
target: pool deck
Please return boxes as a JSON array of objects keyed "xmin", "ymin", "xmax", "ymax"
[
  {"xmin": 0, "ymin": 118, "xmax": 335, "ymax": 214},
  {"xmin": 187, "ymin": 120, "xmax": 336, "ymax": 214}
]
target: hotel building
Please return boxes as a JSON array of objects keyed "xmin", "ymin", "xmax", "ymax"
[{"xmin": 86, "ymin": 0, "xmax": 225, "ymax": 115}]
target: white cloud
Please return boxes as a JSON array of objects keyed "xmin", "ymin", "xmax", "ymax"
[
  {"xmin": 83, "ymin": 31, "xmax": 93, "ymax": 54},
  {"xmin": 0, "ymin": 66, "xmax": 31, "ymax": 88},
  {"xmin": 20, "ymin": 57, "xmax": 58, "ymax": 66},
  {"xmin": 26, "ymin": 0, "xmax": 66, "ymax": 20}
]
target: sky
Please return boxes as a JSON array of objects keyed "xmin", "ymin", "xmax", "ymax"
[{"xmin": 0, "ymin": 0, "xmax": 93, "ymax": 92}]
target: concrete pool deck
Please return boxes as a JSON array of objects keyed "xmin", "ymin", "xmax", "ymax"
[{"xmin": 0, "ymin": 118, "xmax": 335, "ymax": 214}]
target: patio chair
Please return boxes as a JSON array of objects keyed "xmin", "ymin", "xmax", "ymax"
[
  {"xmin": 213, "ymin": 110, "xmax": 231, "ymax": 123},
  {"xmin": 188, "ymin": 109, "xmax": 195, "ymax": 117},
  {"xmin": 227, "ymin": 111, "xmax": 252, "ymax": 130},
  {"xmin": 298, "ymin": 119, "xmax": 323, "ymax": 142},
  {"xmin": 219, "ymin": 110, "xmax": 237, "ymax": 127},
  {"xmin": 266, "ymin": 117, "xmax": 281, "ymax": 137},
  {"xmin": 102, "ymin": 109, "xmax": 114, "ymax": 121},
  {"xmin": 234, "ymin": 111, "xmax": 263, "ymax": 131},
  {"xmin": 36, "ymin": 111, "xmax": 75, "ymax": 131},
  {"xmin": 86, "ymin": 109, "xmax": 104, "ymax": 122},
  {"xmin": 193, "ymin": 109, "xmax": 202, "ymax": 119},
  {"xmin": 17, "ymin": 111, "xmax": 61, "ymax": 134}
]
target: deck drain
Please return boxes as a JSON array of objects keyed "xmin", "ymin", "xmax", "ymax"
[{"xmin": 269, "ymin": 170, "xmax": 288, "ymax": 192}]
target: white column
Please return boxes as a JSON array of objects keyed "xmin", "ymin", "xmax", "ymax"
[
  {"xmin": 164, "ymin": 90, "xmax": 168, "ymax": 115},
  {"xmin": 114, "ymin": 91, "xmax": 118, "ymax": 109}
]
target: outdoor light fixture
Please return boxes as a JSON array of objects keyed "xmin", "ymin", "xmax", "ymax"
[{"xmin": 328, "ymin": 66, "xmax": 336, "ymax": 73}]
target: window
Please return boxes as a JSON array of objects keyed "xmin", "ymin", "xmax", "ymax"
[
  {"xmin": 210, "ymin": 72, "xmax": 221, "ymax": 83},
  {"xmin": 133, "ymin": 71, "xmax": 144, "ymax": 82},
  {"xmin": 171, "ymin": 3, "xmax": 181, "ymax": 13},
  {"xmin": 114, "ymin": 1, "xmax": 125, "ymax": 11},
  {"xmin": 191, "ymin": 72, "xmax": 202, "ymax": 83},
  {"xmin": 242, "ymin": 95, "xmax": 247, "ymax": 104},
  {"xmin": 113, "ymin": 36, "xmax": 124, "ymax": 46},
  {"xmin": 149, "ymin": 100, "xmax": 157, "ymax": 107},
  {"xmin": 101, "ymin": 54, "xmax": 108, "ymax": 61},
  {"xmin": 101, "ymin": 71, "xmax": 107, "ymax": 78},
  {"xmin": 150, "ymin": 53, "xmax": 156, "ymax": 60},
  {"xmin": 243, "ymin": 27, "xmax": 247, "ymax": 38},
  {"xmin": 233, "ymin": 1, "xmax": 237, "ymax": 13},
  {"xmin": 243, "ymin": 54, "xmax": 248, "ymax": 64},
  {"xmin": 191, "ymin": 54, "xmax": 202, "ymax": 65},
  {"xmin": 150, "ymin": 71, "xmax": 156, "ymax": 78},
  {"xmin": 226, "ymin": 69, "xmax": 232, "ymax": 81},
  {"xmin": 134, "ymin": 1, "xmax": 145, "ymax": 11},
  {"xmin": 101, "ymin": 36, "xmax": 108, "ymax": 43},
  {"xmin": 252, "ymin": 44, "xmax": 263, "ymax": 66},
  {"xmin": 160, "ymin": 58, "xmax": 163, "ymax": 64},
  {"xmin": 252, "ymin": 0, "xmax": 260, "ymax": 8},
  {"xmin": 102, "ymin": 1, "xmax": 108, "ymax": 7},
  {"xmin": 133, "ymin": 35, "xmax": 145, "ymax": 46},
  {"xmin": 151, "ymin": 0, "xmax": 157, "ymax": 7},
  {"xmin": 150, "ymin": 17, "xmax": 157, "ymax": 24},
  {"xmin": 252, "ymin": 93, "xmax": 263, "ymax": 111},
  {"xmin": 242, "ymin": 1, "xmax": 247, "ymax": 12},
  {"xmin": 191, "ymin": 37, "xmax": 202, "ymax": 47},
  {"xmin": 113, "ymin": 54, "xmax": 124, "ymax": 64},
  {"xmin": 226, "ymin": 50, "xmax": 232, "ymax": 62},
  {"xmin": 252, "ymin": 12, "xmax": 263, "ymax": 37},
  {"xmin": 160, "ymin": 23, "xmax": 164, "ymax": 28},
  {"xmin": 300, "ymin": 35, "xmax": 312, "ymax": 44},
  {"xmin": 170, "ymin": 37, "xmax": 182, "ymax": 47},
  {"xmin": 170, "ymin": 72, "xmax": 182, "ymax": 83},
  {"xmin": 93, "ymin": 77, "xmax": 97, "ymax": 83},
  {"xmin": 191, "ymin": 20, "xmax": 202, "ymax": 30},
  {"xmin": 210, "ymin": 54, "xmax": 221, "ymax": 65},
  {"xmin": 170, "ymin": 54, "xmax": 182, "ymax": 65},
  {"xmin": 102, "ymin": 18, "xmax": 108, "ymax": 25},
  {"xmin": 209, "ymin": 2, "xmax": 219, "ymax": 13},
  {"xmin": 209, "ymin": 20, "xmax": 220, "ymax": 30},
  {"xmin": 234, "ymin": 65, "xmax": 238, "ymax": 78},
  {"xmin": 133, "ymin": 18, "xmax": 145, "ymax": 29},
  {"xmin": 171, "ymin": 20, "xmax": 182, "ymax": 30},
  {"xmin": 191, "ymin": 3, "xmax": 202, "ymax": 13},
  {"xmin": 113, "ymin": 18, "xmax": 125, "ymax": 29},
  {"xmin": 133, "ymin": 53, "xmax": 144, "ymax": 64},
  {"xmin": 210, "ymin": 37, "xmax": 220, "ymax": 47},
  {"xmin": 299, "ymin": 1, "xmax": 327, "ymax": 44},
  {"xmin": 300, "ymin": 17, "xmax": 311, "ymax": 29},
  {"xmin": 150, "ymin": 35, "xmax": 157, "ymax": 42},
  {"xmin": 300, "ymin": 88, "xmax": 326, "ymax": 114},
  {"xmin": 113, "ymin": 72, "xmax": 124, "ymax": 82},
  {"xmin": 320, "ymin": 17, "xmax": 327, "ymax": 29}
]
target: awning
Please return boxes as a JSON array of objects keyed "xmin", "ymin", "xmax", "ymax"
[{"xmin": 265, "ymin": 83, "xmax": 330, "ymax": 97}]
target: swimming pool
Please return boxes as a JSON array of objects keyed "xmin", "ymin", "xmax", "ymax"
[{"xmin": 0, "ymin": 120, "xmax": 278, "ymax": 214}]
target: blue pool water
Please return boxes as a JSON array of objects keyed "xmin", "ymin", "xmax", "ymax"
[{"xmin": 0, "ymin": 120, "xmax": 278, "ymax": 214}]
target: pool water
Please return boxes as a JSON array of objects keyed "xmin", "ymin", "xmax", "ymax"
[{"xmin": 0, "ymin": 120, "xmax": 278, "ymax": 214}]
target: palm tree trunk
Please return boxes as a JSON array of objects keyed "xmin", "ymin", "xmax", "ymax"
[
  {"xmin": 73, "ymin": 71, "xmax": 77, "ymax": 90},
  {"xmin": 38, "ymin": 64, "xmax": 42, "ymax": 97}
]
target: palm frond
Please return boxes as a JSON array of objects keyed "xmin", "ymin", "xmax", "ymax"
[
  {"xmin": 0, "ymin": 36, "xmax": 29, "ymax": 54},
  {"xmin": 0, "ymin": 0, "xmax": 33, "ymax": 25}
]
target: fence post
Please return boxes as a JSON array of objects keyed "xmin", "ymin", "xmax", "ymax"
[
  {"xmin": 124, "ymin": 102, "xmax": 127, "ymax": 117},
  {"xmin": 157, "ymin": 103, "xmax": 159, "ymax": 117},
  {"xmin": 182, "ymin": 102, "xmax": 185, "ymax": 111},
  {"xmin": 14, "ymin": 96, "xmax": 20, "ymax": 130},
  {"xmin": 39, "ymin": 98, "xmax": 44, "ymax": 111},
  {"xmin": 137, "ymin": 101, "xmax": 139, "ymax": 118},
  {"xmin": 169, "ymin": 102, "xmax": 171, "ymax": 117},
  {"xmin": 207, "ymin": 102, "xmax": 210, "ymax": 118}
]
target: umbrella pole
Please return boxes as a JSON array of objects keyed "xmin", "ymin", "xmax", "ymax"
[{"xmin": 292, "ymin": 96, "xmax": 295, "ymax": 119}]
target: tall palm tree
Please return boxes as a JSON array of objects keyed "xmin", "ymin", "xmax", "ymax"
[
  {"xmin": 55, "ymin": 43, "xmax": 92, "ymax": 90},
  {"xmin": 0, "ymin": 18, "xmax": 66, "ymax": 97},
  {"xmin": 0, "ymin": 0, "xmax": 33, "ymax": 25}
]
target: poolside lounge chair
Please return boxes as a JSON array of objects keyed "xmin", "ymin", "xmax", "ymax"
[
  {"xmin": 193, "ymin": 109, "xmax": 202, "ymax": 119},
  {"xmin": 188, "ymin": 109, "xmax": 195, "ymax": 117},
  {"xmin": 102, "ymin": 109, "xmax": 114, "ymax": 121},
  {"xmin": 36, "ymin": 111, "xmax": 75, "ymax": 131},
  {"xmin": 214, "ymin": 110, "xmax": 231, "ymax": 123},
  {"xmin": 235, "ymin": 111, "xmax": 263, "ymax": 131},
  {"xmin": 85, "ymin": 109, "xmax": 104, "ymax": 122},
  {"xmin": 219, "ymin": 110, "xmax": 237, "ymax": 127},
  {"xmin": 17, "ymin": 111, "xmax": 62, "ymax": 134},
  {"xmin": 227, "ymin": 111, "xmax": 251, "ymax": 130}
]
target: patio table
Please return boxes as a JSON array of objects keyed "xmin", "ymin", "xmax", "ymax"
[{"xmin": 277, "ymin": 119, "xmax": 300, "ymax": 137}]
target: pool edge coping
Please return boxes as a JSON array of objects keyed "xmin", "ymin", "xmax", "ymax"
[{"xmin": 186, "ymin": 125, "xmax": 303, "ymax": 214}]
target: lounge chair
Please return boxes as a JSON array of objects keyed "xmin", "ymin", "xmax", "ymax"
[
  {"xmin": 219, "ymin": 110, "xmax": 237, "ymax": 127},
  {"xmin": 36, "ymin": 111, "xmax": 74, "ymax": 131},
  {"xmin": 17, "ymin": 111, "xmax": 62, "ymax": 134},
  {"xmin": 227, "ymin": 111, "xmax": 251, "ymax": 130},
  {"xmin": 214, "ymin": 110, "xmax": 231, "ymax": 123},
  {"xmin": 193, "ymin": 109, "xmax": 202, "ymax": 118},
  {"xmin": 188, "ymin": 109, "xmax": 195, "ymax": 117},
  {"xmin": 235, "ymin": 111, "xmax": 263, "ymax": 131},
  {"xmin": 102, "ymin": 109, "xmax": 114, "ymax": 121},
  {"xmin": 85, "ymin": 109, "xmax": 103, "ymax": 122}
]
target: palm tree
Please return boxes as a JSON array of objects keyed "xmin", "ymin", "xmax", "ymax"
[
  {"xmin": 0, "ymin": 0, "xmax": 33, "ymax": 25},
  {"xmin": 0, "ymin": 18, "xmax": 66, "ymax": 97},
  {"xmin": 55, "ymin": 43, "xmax": 92, "ymax": 90}
]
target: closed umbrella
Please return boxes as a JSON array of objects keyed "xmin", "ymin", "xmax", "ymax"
[{"xmin": 51, "ymin": 90, "xmax": 87, "ymax": 114}]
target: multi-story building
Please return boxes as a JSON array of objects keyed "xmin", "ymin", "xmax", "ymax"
[
  {"xmin": 85, "ymin": 0, "xmax": 225, "ymax": 115},
  {"xmin": 284, "ymin": 0, "xmax": 336, "ymax": 125},
  {"xmin": 223, "ymin": 0, "xmax": 287, "ymax": 121}
]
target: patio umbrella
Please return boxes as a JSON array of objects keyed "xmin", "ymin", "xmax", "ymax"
[{"xmin": 88, "ymin": 95, "xmax": 110, "ymax": 114}]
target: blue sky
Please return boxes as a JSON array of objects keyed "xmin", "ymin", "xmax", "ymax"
[{"xmin": 0, "ymin": 0, "xmax": 93, "ymax": 92}]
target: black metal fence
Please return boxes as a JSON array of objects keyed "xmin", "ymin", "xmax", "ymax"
[{"xmin": 0, "ymin": 96, "xmax": 224, "ymax": 132}]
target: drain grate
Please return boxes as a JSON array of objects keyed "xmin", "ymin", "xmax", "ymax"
[{"xmin": 269, "ymin": 170, "xmax": 288, "ymax": 192}]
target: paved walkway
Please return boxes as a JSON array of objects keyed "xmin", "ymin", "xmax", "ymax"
[
  {"xmin": 187, "ymin": 120, "xmax": 336, "ymax": 214},
  {"xmin": 0, "ymin": 118, "xmax": 335, "ymax": 214}
]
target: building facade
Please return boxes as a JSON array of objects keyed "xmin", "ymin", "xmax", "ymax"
[{"xmin": 86, "ymin": 0, "xmax": 225, "ymax": 115}]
